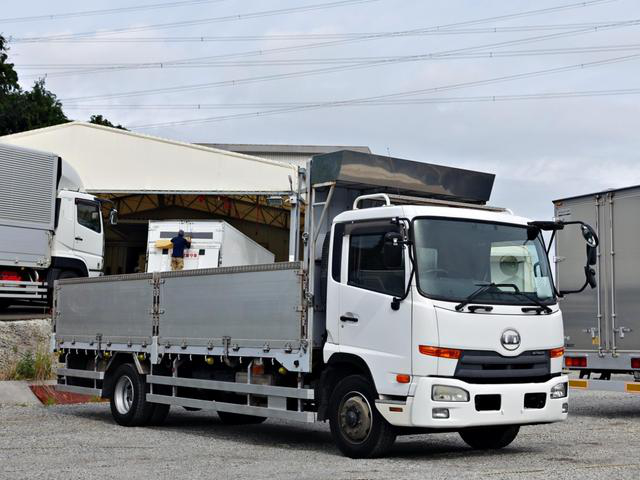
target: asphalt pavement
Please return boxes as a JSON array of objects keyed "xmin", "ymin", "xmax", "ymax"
[{"xmin": 1, "ymin": 389, "xmax": 639, "ymax": 480}]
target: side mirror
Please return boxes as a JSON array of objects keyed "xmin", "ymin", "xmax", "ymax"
[
  {"xmin": 586, "ymin": 244, "xmax": 597, "ymax": 266},
  {"xmin": 585, "ymin": 266, "xmax": 597, "ymax": 289},
  {"xmin": 109, "ymin": 209, "xmax": 118, "ymax": 226},
  {"xmin": 383, "ymin": 232, "xmax": 404, "ymax": 268},
  {"xmin": 581, "ymin": 224, "xmax": 599, "ymax": 248}
]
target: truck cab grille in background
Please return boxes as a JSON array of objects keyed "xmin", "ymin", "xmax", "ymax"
[{"xmin": 454, "ymin": 350, "xmax": 551, "ymax": 384}]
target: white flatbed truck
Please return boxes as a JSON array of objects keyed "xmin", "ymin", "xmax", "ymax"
[{"xmin": 53, "ymin": 150, "xmax": 597, "ymax": 458}]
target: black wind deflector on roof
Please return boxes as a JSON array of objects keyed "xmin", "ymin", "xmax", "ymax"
[{"xmin": 309, "ymin": 150, "xmax": 495, "ymax": 204}]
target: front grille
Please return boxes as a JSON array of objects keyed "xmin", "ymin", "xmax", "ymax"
[{"xmin": 454, "ymin": 350, "xmax": 551, "ymax": 383}]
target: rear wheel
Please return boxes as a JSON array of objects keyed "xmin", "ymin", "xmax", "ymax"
[
  {"xmin": 328, "ymin": 374, "xmax": 396, "ymax": 458},
  {"xmin": 459, "ymin": 425, "xmax": 520, "ymax": 450},
  {"xmin": 217, "ymin": 411, "xmax": 267, "ymax": 425},
  {"xmin": 109, "ymin": 364, "xmax": 154, "ymax": 426}
]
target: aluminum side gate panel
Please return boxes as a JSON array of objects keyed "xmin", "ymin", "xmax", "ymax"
[
  {"xmin": 55, "ymin": 273, "xmax": 154, "ymax": 345},
  {"xmin": 157, "ymin": 262, "xmax": 307, "ymax": 360}
]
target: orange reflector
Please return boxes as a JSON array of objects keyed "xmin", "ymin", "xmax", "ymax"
[
  {"xmin": 396, "ymin": 374, "xmax": 411, "ymax": 384},
  {"xmin": 550, "ymin": 347, "xmax": 565, "ymax": 358},
  {"xmin": 625, "ymin": 383, "xmax": 640, "ymax": 393},
  {"xmin": 565, "ymin": 356, "xmax": 587, "ymax": 368},
  {"xmin": 569, "ymin": 379, "xmax": 588, "ymax": 389},
  {"xmin": 389, "ymin": 407, "xmax": 404, "ymax": 412},
  {"xmin": 631, "ymin": 358, "xmax": 640, "ymax": 369},
  {"xmin": 419, "ymin": 345, "xmax": 461, "ymax": 359},
  {"xmin": 251, "ymin": 363, "xmax": 265, "ymax": 375}
]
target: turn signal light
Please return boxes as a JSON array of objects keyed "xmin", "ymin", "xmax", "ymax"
[
  {"xmin": 565, "ymin": 356, "xmax": 587, "ymax": 368},
  {"xmin": 631, "ymin": 358, "xmax": 640, "ymax": 369},
  {"xmin": 550, "ymin": 347, "xmax": 565, "ymax": 358},
  {"xmin": 396, "ymin": 374, "xmax": 411, "ymax": 384},
  {"xmin": 419, "ymin": 345, "xmax": 461, "ymax": 359}
]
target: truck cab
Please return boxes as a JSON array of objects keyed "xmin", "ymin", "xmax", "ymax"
[{"xmin": 325, "ymin": 202, "xmax": 567, "ymax": 437}]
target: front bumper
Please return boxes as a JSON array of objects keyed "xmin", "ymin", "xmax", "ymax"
[{"xmin": 376, "ymin": 375, "xmax": 568, "ymax": 428}]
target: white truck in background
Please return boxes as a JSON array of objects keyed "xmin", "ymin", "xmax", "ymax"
[
  {"xmin": 0, "ymin": 143, "xmax": 117, "ymax": 308},
  {"xmin": 146, "ymin": 220, "xmax": 274, "ymax": 272},
  {"xmin": 53, "ymin": 150, "xmax": 598, "ymax": 458}
]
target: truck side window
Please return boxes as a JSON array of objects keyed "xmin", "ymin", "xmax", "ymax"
[
  {"xmin": 77, "ymin": 201, "xmax": 102, "ymax": 233},
  {"xmin": 348, "ymin": 232, "xmax": 404, "ymax": 296},
  {"xmin": 331, "ymin": 223, "xmax": 345, "ymax": 282}
]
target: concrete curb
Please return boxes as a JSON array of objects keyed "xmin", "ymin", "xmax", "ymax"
[{"xmin": 0, "ymin": 380, "xmax": 56, "ymax": 406}]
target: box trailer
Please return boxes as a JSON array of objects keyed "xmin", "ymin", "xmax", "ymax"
[
  {"xmin": 146, "ymin": 220, "xmax": 274, "ymax": 272},
  {"xmin": 555, "ymin": 186, "xmax": 640, "ymax": 393},
  {"xmin": 0, "ymin": 143, "xmax": 116, "ymax": 307},
  {"xmin": 53, "ymin": 150, "xmax": 597, "ymax": 458}
]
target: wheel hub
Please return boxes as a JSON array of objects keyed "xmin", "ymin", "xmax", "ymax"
[
  {"xmin": 339, "ymin": 392, "xmax": 372, "ymax": 443},
  {"xmin": 114, "ymin": 375, "xmax": 134, "ymax": 415}
]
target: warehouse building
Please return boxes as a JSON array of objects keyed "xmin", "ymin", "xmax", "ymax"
[
  {"xmin": 202, "ymin": 143, "xmax": 371, "ymax": 167},
  {"xmin": 0, "ymin": 122, "xmax": 299, "ymax": 274}
]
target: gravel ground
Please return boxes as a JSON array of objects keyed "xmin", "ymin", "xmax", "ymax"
[{"xmin": 1, "ymin": 389, "xmax": 639, "ymax": 480}]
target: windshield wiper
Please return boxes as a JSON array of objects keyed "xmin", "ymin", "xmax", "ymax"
[
  {"xmin": 513, "ymin": 292, "xmax": 553, "ymax": 314},
  {"xmin": 455, "ymin": 282, "xmax": 519, "ymax": 311}
]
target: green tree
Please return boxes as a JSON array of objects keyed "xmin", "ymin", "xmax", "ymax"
[
  {"xmin": 89, "ymin": 114, "xmax": 128, "ymax": 130},
  {"xmin": 0, "ymin": 35, "xmax": 68, "ymax": 135}
]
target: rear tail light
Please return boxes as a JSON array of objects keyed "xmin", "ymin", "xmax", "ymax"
[
  {"xmin": 565, "ymin": 356, "xmax": 587, "ymax": 368},
  {"xmin": 0, "ymin": 271, "xmax": 22, "ymax": 282},
  {"xmin": 550, "ymin": 347, "xmax": 565, "ymax": 358},
  {"xmin": 419, "ymin": 345, "xmax": 461, "ymax": 359},
  {"xmin": 631, "ymin": 358, "xmax": 640, "ymax": 369}
]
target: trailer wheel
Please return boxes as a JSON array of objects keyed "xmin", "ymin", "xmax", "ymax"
[
  {"xmin": 328, "ymin": 374, "xmax": 396, "ymax": 458},
  {"xmin": 459, "ymin": 425, "xmax": 520, "ymax": 450},
  {"xmin": 109, "ymin": 364, "xmax": 154, "ymax": 427},
  {"xmin": 217, "ymin": 411, "xmax": 267, "ymax": 425}
]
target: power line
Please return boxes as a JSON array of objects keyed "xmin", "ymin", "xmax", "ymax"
[
  {"xmin": 0, "ymin": 0, "xmax": 231, "ymax": 24},
  {"xmin": 62, "ymin": 88, "xmax": 640, "ymax": 111},
  {"xmin": 58, "ymin": 19, "xmax": 640, "ymax": 102},
  {"xmin": 10, "ymin": 0, "xmax": 382, "ymax": 41},
  {"xmin": 21, "ymin": 44, "xmax": 640, "ymax": 70},
  {"xmin": 127, "ymin": 53, "xmax": 640, "ymax": 128},
  {"xmin": 15, "ymin": 0, "xmax": 623, "ymax": 81},
  {"xmin": 9, "ymin": 21, "xmax": 632, "ymax": 44}
]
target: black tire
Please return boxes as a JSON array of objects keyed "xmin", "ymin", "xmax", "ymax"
[
  {"xmin": 109, "ymin": 364, "xmax": 154, "ymax": 427},
  {"xmin": 148, "ymin": 404, "xmax": 171, "ymax": 426},
  {"xmin": 459, "ymin": 425, "xmax": 520, "ymax": 450},
  {"xmin": 328, "ymin": 374, "xmax": 396, "ymax": 458},
  {"xmin": 217, "ymin": 411, "xmax": 267, "ymax": 425}
]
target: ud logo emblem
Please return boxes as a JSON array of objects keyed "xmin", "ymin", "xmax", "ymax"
[{"xmin": 501, "ymin": 329, "xmax": 521, "ymax": 351}]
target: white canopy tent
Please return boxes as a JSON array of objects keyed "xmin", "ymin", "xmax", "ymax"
[{"xmin": 0, "ymin": 122, "xmax": 298, "ymax": 195}]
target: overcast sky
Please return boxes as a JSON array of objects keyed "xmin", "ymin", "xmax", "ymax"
[{"xmin": 2, "ymin": 0, "xmax": 639, "ymax": 220}]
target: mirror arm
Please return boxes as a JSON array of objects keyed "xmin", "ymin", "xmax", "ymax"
[
  {"xmin": 391, "ymin": 242, "xmax": 415, "ymax": 311},
  {"xmin": 559, "ymin": 279, "xmax": 589, "ymax": 296}
]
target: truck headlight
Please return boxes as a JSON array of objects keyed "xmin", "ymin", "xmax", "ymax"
[
  {"xmin": 550, "ymin": 382, "xmax": 568, "ymax": 399},
  {"xmin": 432, "ymin": 385, "xmax": 470, "ymax": 402}
]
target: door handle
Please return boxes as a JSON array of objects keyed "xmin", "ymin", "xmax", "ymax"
[
  {"xmin": 340, "ymin": 314, "xmax": 359, "ymax": 323},
  {"xmin": 75, "ymin": 236, "xmax": 83, "ymax": 241}
]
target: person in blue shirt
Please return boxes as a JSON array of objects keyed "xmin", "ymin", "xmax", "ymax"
[{"xmin": 170, "ymin": 229, "xmax": 191, "ymax": 271}]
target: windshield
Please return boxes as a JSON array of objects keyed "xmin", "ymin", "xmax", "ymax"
[{"xmin": 413, "ymin": 218, "xmax": 555, "ymax": 306}]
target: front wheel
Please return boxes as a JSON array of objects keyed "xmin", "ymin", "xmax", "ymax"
[
  {"xmin": 459, "ymin": 425, "xmax": 520, "ymax": 450},
  {"xmin": 328, "ymin": 374, "xmax": 396, "ymax": 458},
  {"xmin": 109, "ymin": 364, "xmax": 154, "ymax": 426}
]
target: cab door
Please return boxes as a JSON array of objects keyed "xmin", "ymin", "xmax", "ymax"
[
  {"xmin": 74, "ymin": 199, "xmax": 104, "ymax": 274},
  {"xmin": 337, "ymin": 220, "xmax": 412, "ymax": 396}
]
